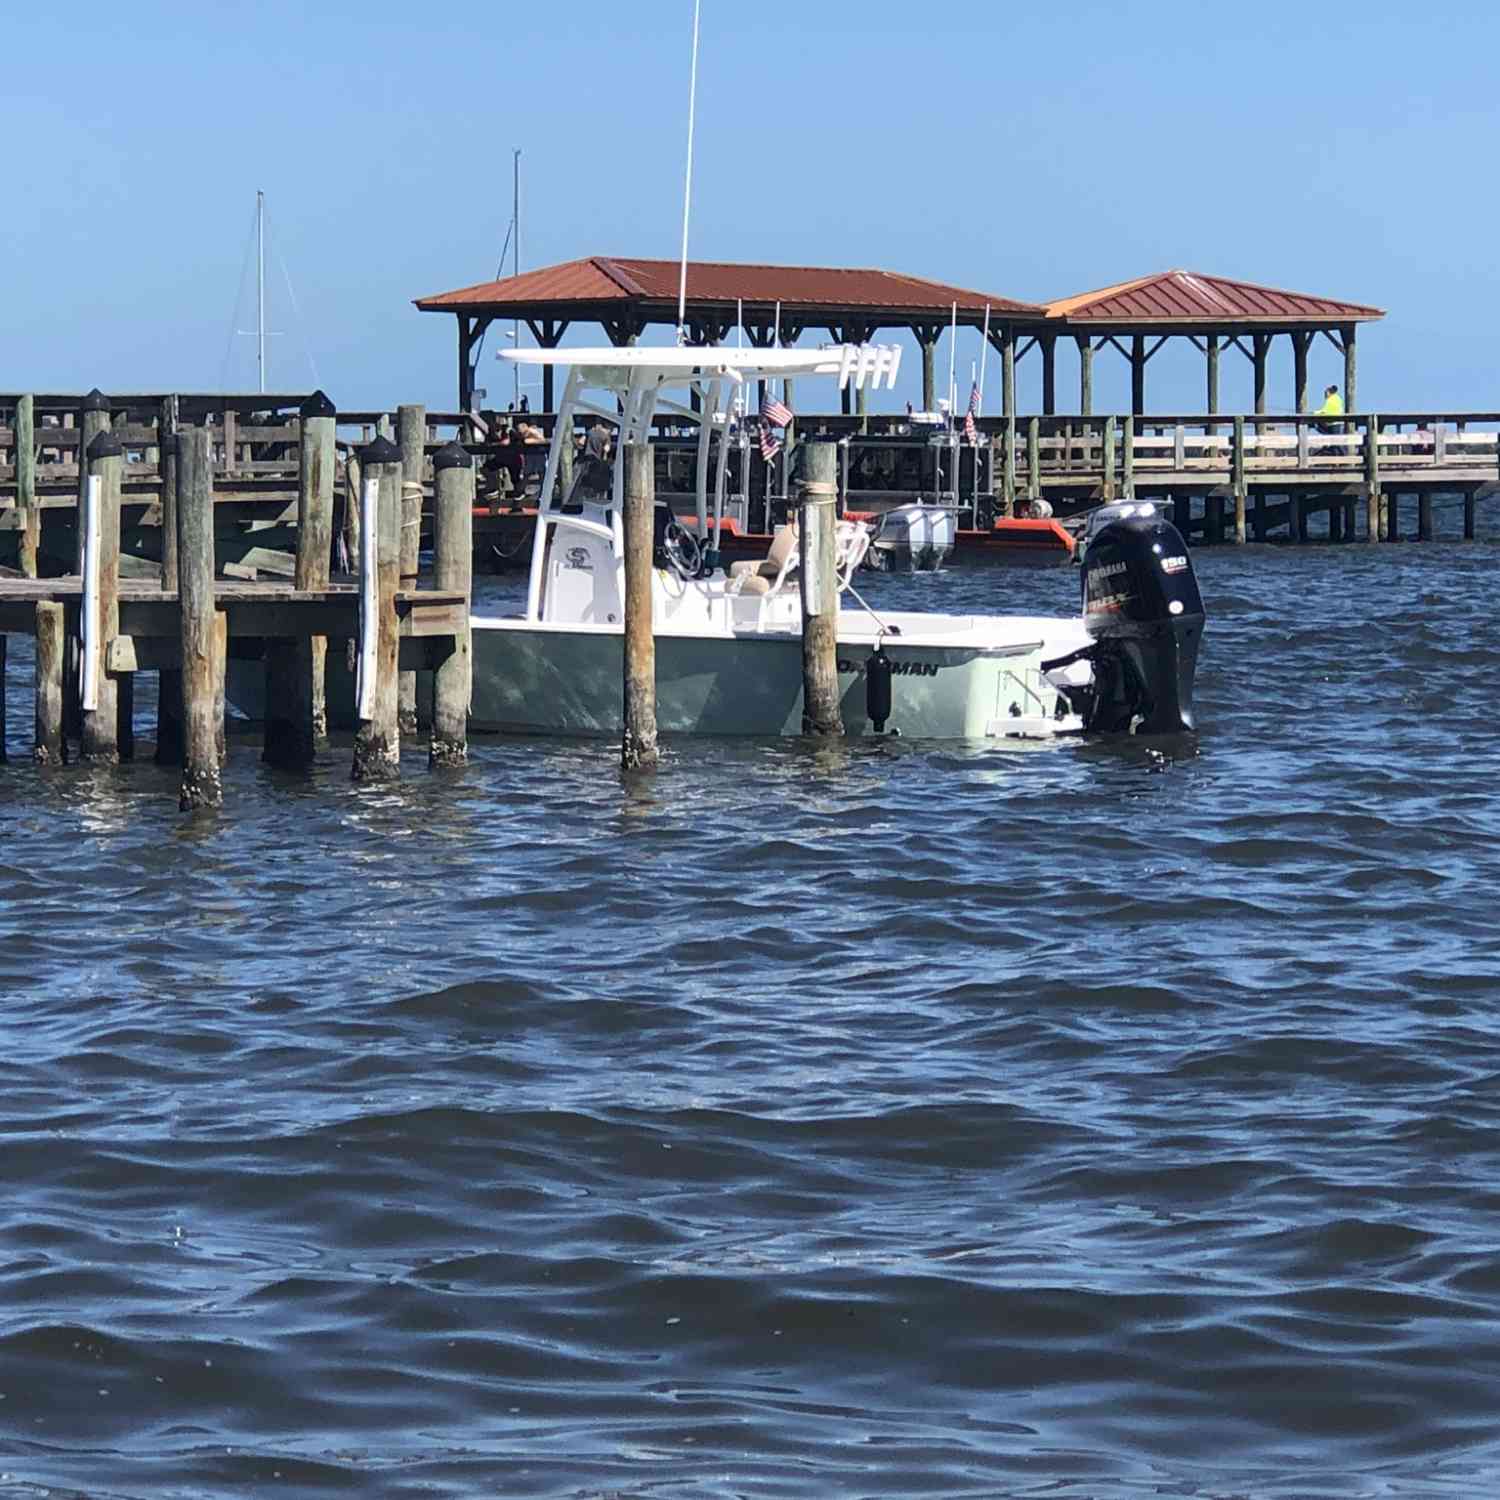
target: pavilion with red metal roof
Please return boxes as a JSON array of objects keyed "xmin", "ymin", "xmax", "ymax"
[
  {"xmin": 415, "ymin": 257, "xmax": 1383, "ymax": 418},
  {"xmin": 415, "ymin": 256, "xmax": 1044, "ymax": 415},
  {"xmin": 1038, "ymin": 269, "xmax": 1384, "ymax": 417}
]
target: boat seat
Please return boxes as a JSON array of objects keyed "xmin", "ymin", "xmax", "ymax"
[{"xmin": 728, "ymin": 521, "xmax": 799, "ymax": 592}]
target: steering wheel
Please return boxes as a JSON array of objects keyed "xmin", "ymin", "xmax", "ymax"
[{"xmin": 662, "ymin": 521, "xmax": 703, "ymax": 581}]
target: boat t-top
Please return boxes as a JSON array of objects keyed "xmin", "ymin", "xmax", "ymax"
[{"xmin": 463, "ymin": 342, "xmax": 1204, "ymax": 739}]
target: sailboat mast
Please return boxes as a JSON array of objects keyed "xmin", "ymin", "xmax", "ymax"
[
  {"xmin": 512, "ymin": 150, "xmax": 521, "ymax": 408},
  {"xmin": 256, "ymin": 189, "xmax": 266, "ymax": 394}
]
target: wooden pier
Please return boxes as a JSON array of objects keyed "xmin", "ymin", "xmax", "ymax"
[{"xmin": 0, "ymin": 395, "xmax": 473, "ymax": 806}]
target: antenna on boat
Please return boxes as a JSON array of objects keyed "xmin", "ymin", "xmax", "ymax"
[{"xmin": 675, "ymin": 0, "xmax": 702, "ymax": 344}]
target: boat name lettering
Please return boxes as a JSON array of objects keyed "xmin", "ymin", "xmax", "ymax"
[
  {"xmin": 837, "ymin": 658, "xmax": 940, "ymax": 677},
  {"xmin": 563, "ymin": 546, "xmax": 593, "ymax": 571}
]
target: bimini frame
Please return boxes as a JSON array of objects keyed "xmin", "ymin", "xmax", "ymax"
[{"xmin": 501, "ymin": 344, "xmax": 902, "ymax": 621}]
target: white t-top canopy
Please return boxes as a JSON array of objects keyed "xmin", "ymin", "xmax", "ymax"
[{"xmin": 500, "ymin": 343, "xmax": 901, "ymax": 389}]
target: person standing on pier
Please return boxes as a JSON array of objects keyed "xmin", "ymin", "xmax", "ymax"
[{"xmin": 1315, "ymin": 384, "xmax": 1344, "ymax": 432}]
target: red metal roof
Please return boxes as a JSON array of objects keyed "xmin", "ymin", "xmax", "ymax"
[
  {"xmin": 415, "ymin": 256, "xmax": 1041, "ymax": 318},
  {"xmin": 1045, "ymin": 269, "xmax": 1383, "ymax": 324}
]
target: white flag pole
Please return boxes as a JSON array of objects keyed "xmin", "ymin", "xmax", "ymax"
[{"xmin": 974, "ymin": 305, "xmax": 993, "ymax": 513}]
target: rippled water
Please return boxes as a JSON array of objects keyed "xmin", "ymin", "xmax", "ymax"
[{"xmin": 3, "ymin": 531, "xmax": 1499, "ymax": 1498}]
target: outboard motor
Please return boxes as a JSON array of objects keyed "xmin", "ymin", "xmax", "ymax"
[{"xmin": 1049, "ymin": 502, "xmax": 1205, "ymax": 734}]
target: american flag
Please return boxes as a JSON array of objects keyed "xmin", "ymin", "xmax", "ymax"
[
  {"xmin": 761, "ymin": 388, "xmax": 793, "ymax": 429},
  {"xmin": 759, "ymin": 386, "xmax": 792, "ymax": 464},
  {"xmin": 964, "ymin": 381, "xmax": 980, "ymax": 444}
]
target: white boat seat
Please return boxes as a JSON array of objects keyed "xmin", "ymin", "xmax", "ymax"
[
  {"xmin": 729, "ymin": 521, "xmax": 799, "ymax": 594},
  {"xmin": 729, "ymin": 521, "xmax": 798, "ymax": 578}
]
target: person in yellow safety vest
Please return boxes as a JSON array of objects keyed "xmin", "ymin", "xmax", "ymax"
[{"xmin": 1315, "ymin": 384, "xmax": 1344, "ymax": 432}]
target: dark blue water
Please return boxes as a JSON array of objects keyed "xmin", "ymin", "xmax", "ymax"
[{"xmin": 3, "ymin": 535, "xmax": 1499, "ymax": 1498}]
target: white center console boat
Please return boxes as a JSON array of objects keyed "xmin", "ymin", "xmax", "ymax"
[{"xmin": 461, "ymin": 344, "xmax": 1205, "ymax": 740}]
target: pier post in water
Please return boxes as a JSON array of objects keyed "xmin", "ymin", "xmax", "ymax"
[
  {"xmin": 34, "ymin": 601, "xmax": 65, "ymax": 764},
  {"xmin": 297, "ymin": 389, "xmax": 336, "ymax": 747},
  {"xmin": 396, "ymin": 403, "xmax": 425, "ymax": 737},
  {"xmin": 798, "ymin": 440, "xmax": 843, "ymax": 738},
  {"xmin": 78, "ymin": 430, "xmax": 123, "ymax": 764},
  {"xmin": 16, "ymin": 395, "xmax": 38, "ymax": 577},
  {"xmin": 155, "ymin": 396, "xmax": 184, "ymax": 764},
  {"xmin": 1364, "ymin": 416, "xmax": 1381, "ymax": 543},
  {"xmin": 1465, "ymin": 491, "xmax": 1477, "ymax": 542},
  {"xmin": 430, "ymin": 441, "xmax": 473, "ymax": 769},
  {"xmin": 620, "ymin": 442, "xmax": 658, "ymax": 770},
  {"xmin": 1232, "ymin": 414, "xmax": 1247, "ymax": 544},
  {"xmin": 177, "ymin": 424, "xmax": 223, "ymax": 809},
  {"xmin": 263, "ymin": 390, "xmax": 336, "ymax": 770},
  {"xmin": 352, "ymin": 434, "xmax": 402, "ymax": 782},
  {"xmin": 1418, "ymin": 492, "xmax": 1433, "ymax": 543}
]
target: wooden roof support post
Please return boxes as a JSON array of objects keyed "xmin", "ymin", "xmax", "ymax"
[
  {"xmin": 1077, "ymin": 336, "xmax": 1093, "ymax": 417},
  {"xmin": 1252, "ymin": 334, "xmax": 1270, "ymax": 414},
  {"xmin": 457, "ymin": 316, "xmax": 485, "ymax": 414},
  {"xmin": 525, "ymin": 318, "xmax": 569, "ymax": 413},
  {"xmin": 1343, "ymin": 324, "xmax": 1357, "ymax": 413},
  {"xmin": 1292, "ymin": 331, "xmax": 1312, "ymax": 412},
  {"xmin": 1130, "ymin": 334, "xmax": 1146, "ymax": 415},
  {"xmin": 1206, "ymin": 336, "xmax": 1220, "ymax": 421},
  {"xmin": 1041, "ymin": 335, "xmax": 1057, "ymax": 416},
  {"xmin": 1001, "ymin": 326, "xmax": 1016, "ymax": 420},
  {"xmin": 914, "ymin": 324, "xmax": 942, "ymax": 412}
]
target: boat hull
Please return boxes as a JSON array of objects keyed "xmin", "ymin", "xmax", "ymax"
[{"xmin": 466, "ymin": 616, "xmax": 1085, "ymax": 738}]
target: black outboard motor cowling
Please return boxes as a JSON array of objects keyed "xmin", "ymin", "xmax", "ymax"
[{"xmin": 1074, "ymin": 505, "xmax": 1204, "ymax": 734}]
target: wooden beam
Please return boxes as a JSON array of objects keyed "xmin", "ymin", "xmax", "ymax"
[
  {"xmin": 1292, "ymin": 331, "xmax": 1312, "ymax": 413},
  {"xmin": 1130, "ymin": 335, "xmax": 1145, "ymax": 415},
  {"xmin": 1344, "ymin": 325, "xmax": 1358, "ymax": 413},
  {"xmin": 1077, "ymin": 335, "xmax": 1093, "ymax": 417},
  {"xmin": 1041, "ymin": 334, "xmax": 1056, "ymax": 416}
]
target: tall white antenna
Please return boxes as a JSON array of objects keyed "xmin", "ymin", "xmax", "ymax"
[
  {"xmin": 256, "ymin": 189, "xmax": 266, "ymax": 394},
  {"xmin": 512, "ymin": 149, "xmax": 521, "ymax": 407},
  {"xmin": 675, "ymin": 0, "xmax": 702, "ymax": 344},
  {"xmin": 946, "ymin": 300, "xmax": 957, "ymax": 428}
]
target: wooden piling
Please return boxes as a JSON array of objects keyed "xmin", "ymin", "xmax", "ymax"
[
  {"xmin": 798, "ymin": 441, "xmax": 842, "ymax": 738},
  {"xmin": 1418, "ymin": 492, "xmax": 1434, "ymax": 542},
  {"xmin": 177, "ymin": 425, "xmax": 222, "ymax": 809},
  {"xmin": 352, "ymin": 434, "xmax": 402, "ymax": 782},
  {"xmin": 156, "ymin": 395, "xmax": 184, "ymax": 764},
  {"xmin": 1386, "ymin": 492, "xmax": 1399, "ymax": 543},
  {"xmin": 263, "ymin": 390, "xmax": 336, "ymax": 770},
  {"xmin": 1026, "ymin": 417, "xmax": 1040, "ymax": 501},
  {"xmin": 620, "ymin": 442, "xmax": 658, "ymax": 770},
  {"xmin": 430, "ymin": 442, "xmax": 473, "ymax": 769},
  {"xmin": 34, "ymin": 601, "xmax": 64, "ymax": 764},
  {"xmin": 16, "ymin": 395, "xmax": 37, "ymax": 578},
  {"xmin": 1464, "ymin": 492, "xmax": 1477, "ymax": 541},
  {"xmin": 397, "ymin": 403, "xmax": 425, "ymax": 737},
  {"xmin": 1236, "ymin": 417, "xmax": 1248, "ymax": 546},
  {"xmin": 1207, "ymin": 494, "xmax": 1225, "ymax": 544},
  {"xmin": 1364, "ymin": 417, "xmax": 1381, "ymax": 544},
  {"xmin": 1295, "ymin": 495, "xmax": 1309, "ymax": 544},
  {"xmin": 1122, "ymin": 416, "xmax": 1135, "ymax": 498},
  {"xmin": 78, "ymin": 430, "xmax": 123, "ymax": 764},
  {"xmin": 1102, "ymin": 416, "xmax": 1116, "ymax": 501},
  {"xmin": 76, "ymin": 390, "xmax": 111, "ymax": 565}
]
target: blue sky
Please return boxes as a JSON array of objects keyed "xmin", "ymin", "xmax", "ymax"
[{"xmin": 4, "ymin": 0, "xmax": 1496, "ymax": 418}]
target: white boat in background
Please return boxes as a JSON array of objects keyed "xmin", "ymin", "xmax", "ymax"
[
  {"xmin": 460, "ymin": 343, "xmax": 1204, "ymax": 740},
  {"xmin": 864, "ymin": 502, "xmax": 957, "ymax": 572}
]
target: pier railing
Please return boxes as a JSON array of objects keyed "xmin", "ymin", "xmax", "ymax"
[{"xmin": 3, "ymin": 396, "xmax": 1496, "ymax": 570}]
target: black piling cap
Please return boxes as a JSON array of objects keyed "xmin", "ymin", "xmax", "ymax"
[
  {"xmin": 81, "ymin": 388, "xmax": 110, "ymax": 413},
  {"xmin": 361, "ymin": 434, "xmax": 400, "ymax": 467},
  {"xmin": 300, "ymin": 389, "xmax": 336, "ymax": 419},
  {"xmin": 85, "ymin": 430, "xmax": 124, "ymax": 462},
  {"xmin": 432, "ymin": 440, "xmax": 471, "ymax": 472}
]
